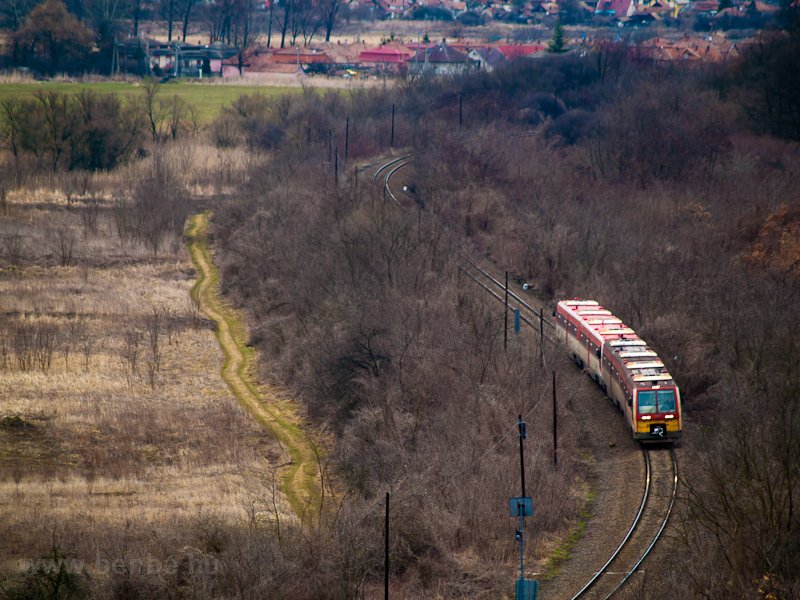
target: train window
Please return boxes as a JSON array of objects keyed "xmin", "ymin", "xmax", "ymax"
[
  {"xmin": 657, "ymin": 390, "xmax": 677, "ymax": 412},
  {"xmin": 638, "ymin": 390, "xmax": 657, "ymax": 414}
]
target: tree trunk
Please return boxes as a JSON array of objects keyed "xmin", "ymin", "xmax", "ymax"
[
  {"xmin": 132, "ymin": 0, "xmax": 141, "ymax": 37},
  {"xmin": 181, "ymin": 0, "xmax": 194, "ymax": 41},
  {"xmin": 267, "ymin": 1, "xmax": 273, "ymax": 47}
]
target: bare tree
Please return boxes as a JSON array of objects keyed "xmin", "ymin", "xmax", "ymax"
[
  {"xmin": 49, "ymin": 226, "xmax": 76, "ymax": 267},
  {"xmin": 166, "ymin": 95, "xmax": 198, "ymax": 140},
  {"xmin": 141, "ymin": 79, "xmax": 167, "ymax": 142},
  {"xmin": 0, "ymin": 98, "xmax": 27, "ymax": 159},
  {"xmin": 34, "ymin": 91, "xmax": 79, "ymax": 172},
  {"xmin": 290, "ymin": 0, "xmax": 322, "ymax": 46},
  {"xmin": 130, "ymin": 0, "xmax": 143, "ymax": 36},
  {"xmin": 319, "ymin": 0, "xmax": 341, "ymax": 42},
  {"xmin": 80, "ymin": 198, "xmax": 100, "ymax": 237},
  {"xmin": 1, "ymin": 226, "xmax": 25, "ymax": 266},
  {"xmin": 62, "ymin": 317, "xmax": 85, "ymax": 372},
  {"xmin": 121, "ymin": 326, "xmax": 142, "ymax": 386},
  {"xmin": 11, "ymin": 320, "xmax": 58, "ymax": 372},
  {"xmin": 160, "ymin": 0, "xmax": 177, "ymax": 41},
  {"xmin": 178, "ymin": 0, "xmax": 197, "ymax": 40},
  {"xmin": 129, "ymin": 150, "xmax": 190, "ymax": 255}
]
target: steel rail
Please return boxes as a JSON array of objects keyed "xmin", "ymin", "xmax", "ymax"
[
  {"xmin": 383, "ymin": 159, "xmax": 411, "ymax": 206},
  {"xmin": 460, "ymin": 265, "xmax": 560, "ymax": 348},
  {"xmin": 372, "ymin": 154, "xmax": 411, "ymax": 183},
  {"xmin": 464, "ymin": 259, "xmax": 556, "ymax": 330},
  {"xmin": 570, "ymin": 450, "xmax": 653, "ymax": 600},
  {"xmin": 459, "ymin": 268, "xmax": 537, "ymax": 328},
  {"xmin": 373, "ymin": 153, "xmax": 679, "ymax": 600},
  {"xmin": 600, "ymin": 449, "xmax": 679, "ymax": 599}
]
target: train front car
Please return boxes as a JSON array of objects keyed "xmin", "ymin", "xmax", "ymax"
[
  {"xmin": 611, "ymin": 338, "xmax": 682, "ymax": 442},
  {"xmin": 556, "ymin": 299, "xmax": 682, "ymax": 444},
  {"xmin": 630, "ymin": 375, "xmax": 682, "ymax": 442}
]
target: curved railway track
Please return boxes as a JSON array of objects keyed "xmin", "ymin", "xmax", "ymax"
[
  {"xmin": 370, "ymin": 157, "xmax": 680, "ymax": 599},
  {"xmin": 372, "ymin": 154, "xmax": 412, "ymax": 206},
  {"xmin": 571, "ymin": 449, "xmax": 678, "ymax": 599}
]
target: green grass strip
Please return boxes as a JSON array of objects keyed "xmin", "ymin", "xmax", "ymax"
[
  {"xmin": 186, "ymin": 212, "xmax": 322, "ymax": 518},
  {"xmin": 541, "ymin": 486, "xmax": 597, "ymax": 580}
]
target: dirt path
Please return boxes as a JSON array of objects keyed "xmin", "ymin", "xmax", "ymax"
[{"xmin": 186, "ymin": 212, "xmax": 322, "ymax": 519}]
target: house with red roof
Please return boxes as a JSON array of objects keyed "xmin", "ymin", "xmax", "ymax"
[
  {"xmin": 358, "ymin": 43, "xmax": 413, "ymax": 74},
  {"xmin": 496, "ymin": 43, "xmax": 547, "ymax": 59}
]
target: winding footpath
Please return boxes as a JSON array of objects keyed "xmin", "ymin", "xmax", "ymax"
[{"xmin": 186, "ymin": 212, "xmax": 322, "ymax": 519}]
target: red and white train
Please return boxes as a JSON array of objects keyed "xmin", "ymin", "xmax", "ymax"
[{"xmin": 554, "ymin": 299, "xmax": 682, "ymax": 442}]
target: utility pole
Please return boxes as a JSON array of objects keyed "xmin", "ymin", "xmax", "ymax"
[
  {"xmin": 518, "ymin": 415, "xmax": 526, "ymax": 498},
  {"xmin": 334, "ymin": 147, "xmax": 339, "ymax": 186},
  {"xmin": 504, "ymin": 271, "xmax": 509, "ymax": 351},
  {"xmin": 553, "ymin": 370, "xmax": 558, "ymax": 467},
  {"xmin": 345, "ymin": 117, "xmax": 350, "ymax": 164},
  {"xmin": 539, "ymin": 307, "xmax": 544, "ymax": 368},
  {"xmin": 390, "ymin": 104, "xmax": 395, "ymax": 147},
  {"xmin": 385, "ymin": 492, "xmax": 390, "ymax": 600},
  {"xmin": 511, "ymin": 415, "xmax": 539, "ymax": 600}
]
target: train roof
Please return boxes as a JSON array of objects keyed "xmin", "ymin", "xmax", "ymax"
[{"xmin": 557, "ymin": 299, "xmax": 677, "ymax": 389}]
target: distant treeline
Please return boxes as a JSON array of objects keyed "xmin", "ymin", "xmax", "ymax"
[{"xmin": 1, "ymin": 0, "xmax": 345, "ymax": 77}]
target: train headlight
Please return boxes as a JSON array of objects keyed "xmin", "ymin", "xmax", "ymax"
[
  {"xmin": 640, "ymin": 415, "xmax": 651, "ymax": 420},
  {"xmin": 665, "ymin": 414, "xmax": 675, "ymax": 419}
]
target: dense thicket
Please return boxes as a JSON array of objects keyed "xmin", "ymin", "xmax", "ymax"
[
  {"xmin": 210, "ymin": 31, "xmax": 799, "ymax": 598},
  {"xmin": 0, "ymin": 83, "xmax": 201, "ymax": 174},
  {"xmin": 0, "ymin": 91, "xmax": 142, "ymax": 172},
  {"xmin": 212, "ymin": 126, "xmax": 584, "ymax": 597}
]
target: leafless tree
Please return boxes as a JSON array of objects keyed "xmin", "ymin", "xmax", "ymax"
[
  {"xmin": 62, "ymin": 317, "xmax": 85, "ymax": 372},
  {"xmin": 49, "ymin": 226, "xmax": 76, "ymax": 267},
  {"xmin": 160, "ymin": 0, "xmax": 177, "ymax": 41},
  {"xmin": 319, "ymin": 0, "xmax": 341, "ymax": 42},
  {"xmin": 178, "ymin": 0, "xmax": 197, "ymax": 41},
  {"xmin": 1, "ymin": 226, "xmax": 25, "ymax": 266},
  {"xmin": 80, "ymin": 198, "xmax": 100, "ymax": 237},
  {"xmin": 34, "ymin": 91, "xmax": 79, "ymax": 172},
  {"xmin": 144, "ymin": 308, "xmax": 162, "ymax": 388}
]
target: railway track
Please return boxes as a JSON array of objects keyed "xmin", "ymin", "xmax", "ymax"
[
  {"xmin": 371, "ymin": 154, "xmax": 412, "ymax": 207},
  {"xmin": 571, "ymin": 449, "xmax": 678, "ymax": 599},
  {"xmin": 370, "ymin": 157, "xmax": 680, "ymax": 599}
]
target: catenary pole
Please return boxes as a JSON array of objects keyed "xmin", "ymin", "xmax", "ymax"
[
  {"xmin": 385, "ymin": 492, "xmax": 390, "ymax": 600},
  {"xmin": 504, "ymin": 271, "xmax": 509, "ymax": 351},
  {"xmin": 553, "ymin": 370, "xmax": 558, "ymax": 467}
]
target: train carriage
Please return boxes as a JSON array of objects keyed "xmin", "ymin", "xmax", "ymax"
[{"xmin": 555, "ymin": 300, "xmax": 682, "ymax": 442}]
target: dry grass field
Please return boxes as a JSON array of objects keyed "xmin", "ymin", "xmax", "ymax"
[{"xmin": 0, "ymin": 151, "xmax": 294, "ymax": 592}]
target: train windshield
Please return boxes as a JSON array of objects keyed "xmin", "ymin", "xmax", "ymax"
[
  {"xmin": 638, "ymin": 390, "xmax": 657, "ymax": 414},
  {"xmin": 657, "ymin": 390, "xmax": 677, "ymax": 412},
  {"xmin": 638, "ymin": 389, "xmax": 677, "ymax": 414}
]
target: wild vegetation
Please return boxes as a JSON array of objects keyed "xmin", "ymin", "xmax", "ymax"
[
  {"xmin": 0, "ymin": 18, "xmax": 798, "ymax": 599},
  {"xmin": 207, "ymin": 23, "xmax": 800, "ymax": 600}
]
